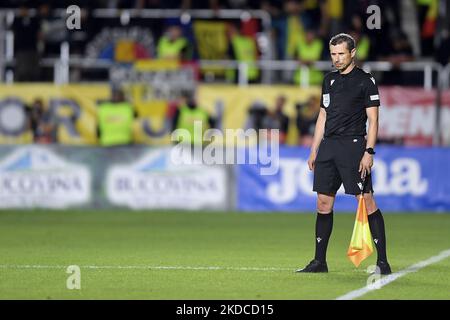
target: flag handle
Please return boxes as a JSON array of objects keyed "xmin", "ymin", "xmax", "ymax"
[{"xmin": 359, "ymin": 176, "xmax": 367, "ymax": 196}]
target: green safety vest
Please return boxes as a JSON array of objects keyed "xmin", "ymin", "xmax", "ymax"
[
  {"xmin": 157, "ymin": 36, "xmax": 187, "ymax": 59},
  {"xmin": 227, "ymin": 35, "xmax": 259, "ymax": 82},
  {"xmin": 294, "ymin": 38, "xmax": 323, "ymax": 85},
  {"xmin": 356, "ymin": 36, "xmax": 370, "ymax": 61},
  {"xmin": 176, "ymin": 105, "xmax": 209, "ymax": 145},
  {"xmin": 98, "ymin": 102, "xmax": 134, "ymax": 146},
  {"xmin": 416, "ymin": 0, "xmax": 433, "ymax": 6}
]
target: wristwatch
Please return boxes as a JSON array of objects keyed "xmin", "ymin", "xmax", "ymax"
[{"xmin": 365, "ymin": 148, "xmax": 376, "ymax": 155}]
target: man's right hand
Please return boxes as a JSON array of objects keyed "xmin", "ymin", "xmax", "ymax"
[{"xmin": 308, "ymin": 151, "xmax": 317, "ymax": 171}]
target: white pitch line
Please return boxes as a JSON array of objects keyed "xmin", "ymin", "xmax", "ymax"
[
  {"xmin": 336, "ymin": 249, "xmax": 450, "ymax": 300},
  {"xmin": 0, "ymin": 264, "xmax": 293, "ymax": 272}
]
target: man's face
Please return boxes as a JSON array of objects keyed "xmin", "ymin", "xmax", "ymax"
[
  {"xmin": 168, "ymin": 26, "xmax": 181, "ymax": 41},
  {"xmin": 330, "ymin": 42, "xmax": 355, "ymax": 71},
  {"xmin": 276, "ymin": 96, "xmax": 286, "ymax": 109}
]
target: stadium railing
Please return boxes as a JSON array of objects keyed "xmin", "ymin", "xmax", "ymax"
[
  {"xmin": 0, "ymin": 7, "xmax": 447, "ymax": 89},
  {"xmin": 0, "ymin": 8, "xmax": 272, "ymax": 83},
  {"xmin": 33, "ymin": 55, "xmax": 447, "ymax": 94}
]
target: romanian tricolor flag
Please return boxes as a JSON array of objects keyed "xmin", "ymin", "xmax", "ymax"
[{"xmin": 347, "ymin": 196, "xmax": 374, "ymax": 267}]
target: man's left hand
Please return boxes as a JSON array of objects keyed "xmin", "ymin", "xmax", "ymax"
[{"xmin": 359, "ymin": 152, "xmax": 373, "ymax": 180}]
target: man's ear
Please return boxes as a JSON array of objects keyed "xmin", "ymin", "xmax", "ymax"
[{"xmin": 351, "ymin": 48, "xmax": 356, "ymax": 59}]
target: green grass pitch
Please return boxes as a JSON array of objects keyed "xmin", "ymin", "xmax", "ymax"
[{"xmin": 0, "ymin": 210, "xmax": 449, "ymax": 300}]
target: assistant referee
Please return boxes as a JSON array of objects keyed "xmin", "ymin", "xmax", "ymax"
[{"xmin": 296, "ymin": 33, "xmax": 391, "ymax": 275}]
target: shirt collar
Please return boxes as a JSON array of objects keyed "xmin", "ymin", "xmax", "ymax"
[{"xmin": 339, "ymin": 66, "xmax": 358, "ymax": 78}]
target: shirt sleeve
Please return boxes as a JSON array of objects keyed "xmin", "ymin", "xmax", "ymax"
[
  {"xmin": 320, "ymin": 76, "xmax": 329, "ymax": 109},
  {"xmin": 364, "ymin": 75, "xmax": 380, "ymax": 107}
]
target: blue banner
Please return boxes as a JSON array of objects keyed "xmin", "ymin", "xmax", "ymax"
[{"xmin": 237, "ymin": 146, "xmax": 450, "ymax": 212}]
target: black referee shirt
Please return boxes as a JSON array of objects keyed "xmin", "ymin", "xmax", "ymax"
[{"xmin": 320, "ymin": 66, "xmax": 380, "ymax": 137}]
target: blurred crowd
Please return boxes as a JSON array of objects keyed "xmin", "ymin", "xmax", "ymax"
[
  {"xmin": 2, "ymin": 0, "xmax": 447, "ymax": 147},
  {"xmin": 22, "ymin": 89, "xmax": 322, "ymax": 147},
  {"xmin": 245, "ymin": 94, "xmax": 320, "ymax": 146},
  {"xmin": 3, "ymin": 0, "xmax": 450, "ymax": 84}
]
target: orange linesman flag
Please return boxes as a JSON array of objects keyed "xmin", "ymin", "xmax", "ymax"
[{"xmin": 347, "ymin": 196, "xmax": 374, "ymax": 267}]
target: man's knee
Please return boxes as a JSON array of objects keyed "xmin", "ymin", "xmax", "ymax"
[{"xmin": 317, "ymin": 194, "xmax": 335, "ymax": 213}]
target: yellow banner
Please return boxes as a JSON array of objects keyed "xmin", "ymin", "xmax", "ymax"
[
  {"xmin": 193, "ymin": 21, "xmax": 228, "ymax": 76},
  {"xmin": 134, "ymin": 59, "xmax": 180, "ymax": 71},
  {"xmin": 0, "ymin": 84, "xmax": 320, "ymax": 146},
  {"xmin": 198, "ymin": 85, "xmax": 321, "ymax": 145},
  {"xmin": 0, "ymin": 84, "xmax": 110, "ymax": 145}
]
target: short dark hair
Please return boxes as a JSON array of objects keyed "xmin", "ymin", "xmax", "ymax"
[{"xmin": 329, "ymin": 33, "xmax": 356, "ymax": 52}]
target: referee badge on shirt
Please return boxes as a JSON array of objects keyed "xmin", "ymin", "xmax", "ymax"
[{"xmin": 323, "ymin": 93, "xmax": 330, "ymax": 108}]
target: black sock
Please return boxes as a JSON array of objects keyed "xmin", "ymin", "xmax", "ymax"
[
  {"xmin": 368, "ymin": 209, "xmax": 388, "ymax": 263},
  {"xmin": 314, "ymin": 211, "xmax": 333, "ymax": 263}
]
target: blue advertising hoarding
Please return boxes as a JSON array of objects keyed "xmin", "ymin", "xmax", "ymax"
[{"xmin": 237, "ymin": 146, "xmax": 450, "ymax": 212}]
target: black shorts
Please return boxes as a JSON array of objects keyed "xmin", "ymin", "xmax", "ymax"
[{"xmin": 313, "ymin": 136, "xmax": 374, "ymax": 195}]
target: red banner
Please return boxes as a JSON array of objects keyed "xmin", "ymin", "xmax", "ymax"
[{"xmin": 378, "ymin": 87, "xmax": 450, "ymax": 146}]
